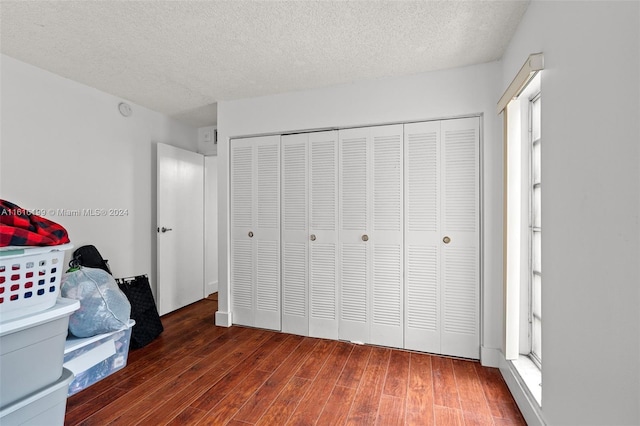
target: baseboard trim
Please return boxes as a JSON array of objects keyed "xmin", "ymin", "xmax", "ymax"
[
  {"xmin": 205, "ymin": 280, "xmax": 219, "ymax": 295},
  {"xmin": 500, "ymin": 356, "xmax": 546, "ymax": 426},
  {"xmin": 215, "ymin": 310, "xmax": 232, "ymax": 327},
  {"xmin": 480, "ymin": 346, "xmax": 501, "ymax": 367}
]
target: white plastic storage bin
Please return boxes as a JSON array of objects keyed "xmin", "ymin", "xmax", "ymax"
[
  {"xmin": 0, "ymin": 297, "xmax": 79, "ymax": 407},
  {"xmin": 0, "ymin": 368, "xmax": 74, "ymax": 426},
  {"xmin": 64, "ymin": 319, "xmax": 135, "ymax": 396},
  {"xmin": 0, "ymin": 243, "xmax": 73, "ymax": 322}
]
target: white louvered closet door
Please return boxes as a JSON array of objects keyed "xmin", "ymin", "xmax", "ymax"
[
  {"xmin": 230, "ymin": 135, "xmax": 281, "ymax": 330},
  {"xmin": 308, "ymin": 131, "xmax": 339, "ymax": 339},
  {"xmin": 339, "ymin": 128, "xmax": 370, "ymax": 343},
  {"xmin": 370, "ymin": 125, "xmax": 404, "ymax": 348},
  {"xmin": 339, "ymin": 125, "xmax": 403, "ymax": 346},
  {"xmin": 404, "ymin": 118, "xmax": 479, "ymax": 358},
  {"xmin": 440, "ymin": 117, "xmax": 479, "ymax": 359},
  {"xmin": 404, "ymin": 121, "xmax": 441, "ymax": 353},
  {"xmin": 230, "ymin": 138, "xmax": 254, "ymax": 327},
  {"xmin": 281, "ymin": 131, "xmax": 340, "ymax": 339},
  {"xmin": 281, "ymin": 134, "xmax": 309, "ymax": 336}
]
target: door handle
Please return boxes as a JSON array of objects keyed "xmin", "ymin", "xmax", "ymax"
[
  {"xmin": 159, "ymin": 227, "xmax": 173, "ymax": 233},
  {"xmin": 443, "ymin": 236, "xmax": 451, "ymax": 244},
  {"xmin": 248, "ymin": 231, "xmax": 254, "ymax": 238},
  {"xmin": 310, "ymin": 234, "xmax": 316, "ymax": 241},
  {"xmin": 362, "ymin": 234, "xmax": 369, "ymax": 242}
]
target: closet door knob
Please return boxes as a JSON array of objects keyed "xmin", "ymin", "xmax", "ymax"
[
  {"xmin": 248, "ymin": 231, "xmax": 254, "ymax": 238},
  {"xmin": 443, "ymin": 236, "xmax": 451, "ymax": 244},
  {"xmin": 362, "ymin": 234, "xmax": 369, "ymax": 242},
  {"xmin": 310, "ymin": 234, "xmax": 316, "ymax": 241}
]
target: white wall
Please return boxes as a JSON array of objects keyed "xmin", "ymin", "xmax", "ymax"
[
  {"xmin": 500, "ymin": 1, "xmax": 640, "ymax": 424},
  {"xmin": 0, "ymin": 55, "xmax": 198, "ymax": 297},
  {"xmin": 204, "ymin": 155, "xmax": 218, "ymax": 296},
  {"xmin": 198, "ymin": 125, "xmax": 218, "ymax": 156},
  {"xmin": 216, "ymin": 61, "xmax": 505, "ymax": 362}
]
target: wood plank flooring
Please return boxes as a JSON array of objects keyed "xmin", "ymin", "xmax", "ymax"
[{"xmin": 65, "ymin": 299, "xmax": 525, "ymax": 426}]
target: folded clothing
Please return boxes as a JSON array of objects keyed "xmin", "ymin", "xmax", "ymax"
[{"xmin": 0, "ymin": 199, "xmax": 70, "ymax": 246}]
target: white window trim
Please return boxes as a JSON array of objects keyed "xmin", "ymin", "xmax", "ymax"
[{"xmin": 499, "ymin": 53, "xmax": 545, "ymax": 425}]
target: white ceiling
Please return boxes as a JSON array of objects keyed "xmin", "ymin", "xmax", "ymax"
[{"xmin": 0, "ymin": 1, "xmax": 529, "ymax": 128}]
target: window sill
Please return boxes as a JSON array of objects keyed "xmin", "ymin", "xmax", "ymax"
[{"xmin": 511, "ymin": 355, "xmax": 542, "ymax": 406}]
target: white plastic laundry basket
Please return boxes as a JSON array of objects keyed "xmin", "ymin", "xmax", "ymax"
[{"xmin": 0, "ymin": 243, "xmax": 73, "ymax": 321}]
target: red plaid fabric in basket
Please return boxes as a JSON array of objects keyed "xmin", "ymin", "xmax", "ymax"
[{"xmin": 0, "ymin": 200, "xmax": 70, "ymax": 247}]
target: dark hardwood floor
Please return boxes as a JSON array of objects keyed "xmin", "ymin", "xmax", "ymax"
[{"xmin": 65, "ymin": 298, "xmax": 525, "ymax": 425}]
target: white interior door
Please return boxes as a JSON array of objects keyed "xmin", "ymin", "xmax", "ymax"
[{"xmin": 157, "ymin": 143, "xmax": 204, "ymax": 316}]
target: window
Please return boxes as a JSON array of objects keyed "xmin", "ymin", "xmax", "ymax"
[
  {"xmin": 500, "ymin": 55, "xmax": 543, "ymax": 406},
  {"xmin": 529, "ymin": 93, "xmax": 542, "ymax": 367}
]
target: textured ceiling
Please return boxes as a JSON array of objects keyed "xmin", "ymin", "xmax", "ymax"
[{"xmin": 0, "ymin": 1, "xmax": 529, "ymax": 128}]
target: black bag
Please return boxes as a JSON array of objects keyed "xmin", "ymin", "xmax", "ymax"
[
  {"xmin": 116, "ymin": 275, "xmax": 163, "ymax": 349},
  {"xmin": 71, "ymin": 245, "xmax": 112, "ymax": 275}
]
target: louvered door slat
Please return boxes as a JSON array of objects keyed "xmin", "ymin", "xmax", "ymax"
[
  {"xmin": 255, "ymin": 239, "xmax": 280, "ymax": 329},
  {"xmin": 443, "ymin": 247, "xmax": 477, "ymax": 334},
  {"xmin": 407, "ymin": 132, "xmax": 438, "ymax": 232},
  {"xmin": 283, "ymin": 142, "xmax": 307, "ymax": 232},
  {"xmin": 310, "ymin": 244, "xmax": 336, "ymax": 320},
  {"xmin": 405, "ymin": 245, "xmax": 439, "ymax": 352},
  {"xmin": 371, "ymin": 245, "xmax": 403, "ymax": 347},
  {"xmin": 283, "ymin": 242, "xmax": 307, "ymax": 316},
  {"xmin": 231, "ymin": 145, "xmax": 253, "ymax": 228},
  {"xmin": 340, "ymin": 136, "xmax": 368, "ymax": 231},
  {"xmin": 340, "ymin": 243, "xmax": 368, "ymax": 341},
  {"xmin": 373, "ymin": 134, "xmax": 403, "ymax": 232},
  {"xmin": 311, "ymin": 137, "xmax": 337, "ymax": 231},
  {"xmin": 257, "ymin": 144, "xmax": 280, "ymax": 230},
  {"xmin": 231, "ymin": 239, "xmax": 253, "ymax": 326}
]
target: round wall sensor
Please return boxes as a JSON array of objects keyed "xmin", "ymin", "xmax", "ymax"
[{"xmin": 118, "ymin": 102, "xmax": 132, "ymax": 117}]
